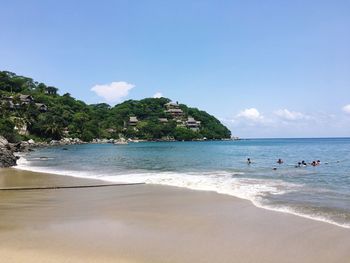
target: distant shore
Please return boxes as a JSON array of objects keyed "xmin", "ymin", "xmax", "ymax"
[{"xmin": 0, "ymin": 168, "xmax": 349, "ymax": 263}]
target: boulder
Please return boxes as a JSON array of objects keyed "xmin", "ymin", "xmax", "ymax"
[
  {"xmin": 50, "ymin": 140, "xmax": 59, "ymax": 145},
  {"xmin": 0, "ymin": 148, "xmax": 18, "ymax": 167},
  {"xmin": 60, "ymin": 138, "xmax": 71, "ymax": 144},
  {"xmin": 0, "ymin": 136, "xmax": 18, "ymax": 167},
  {"xmin": 73, "ymin": 138, "xmax": 82, "ymax": 143},
  {"xmin": 28, "ymin": 139, "xmax": 35, "ymax": 144},
  {"xmin": 0, "ymin": 136, "xmax": 9, "ymax": 148},
  {"xmin": 19, "ymin": 141, "xmax": 30, "ymax": 152}
]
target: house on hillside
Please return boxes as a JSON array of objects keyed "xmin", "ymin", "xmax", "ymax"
[
  {"xmin": 128, "ymin": 116, "xmax": 139, "ymax": 126},
  {"xmin": 164, "ymin": 101, "xmax": 183, "ymax": 117},
  {"xmin": 1, "ymin": 95, "xmax": 14, "ymax": 101},
  {"xmin": 0, "ymin": 96, "xmax": 14, "ymax": 109},
  {"xmin": 186, "ymin": 117, "xmax": 201, "ymax": 131},
  {"xmin": 165, "ymin": 102, "xmax": 180, "ymax": 109},
  {"xmin": 19, "ymin": 94, "xmax": 34, "ymax": 105},
  {"xmin": 35, "ymin": 103, "xmax": 48, "ymax": 112},
  {"xmin": 166, "ymin": 108, "xmax": 184, "ymax": 117}
]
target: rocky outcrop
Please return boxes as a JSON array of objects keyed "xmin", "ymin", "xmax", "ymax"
[
  {"xmin": 92, "ymin": 138, "xmax": 115, "ymax": 144},
  {"xmin": 15, "ymin": 138, "xmax": 86, "ymax": 149},
  {"xmin": 0, "ymin": 136, "xmax": 19, "ymax": 167},
  {"xmin": 0, "ymin": 148, "xmax": 18, "ymax": 167},
  {"xmin": 91, "ymin": 138, "xmax": 146, "ymax": 144},
  {"xmin": 0, "ymin": 136, "xmax": 89, "ymax": 168},
  {"xmin": 49, "ymin": 137, "xmax": 84, "ymax": 146}
]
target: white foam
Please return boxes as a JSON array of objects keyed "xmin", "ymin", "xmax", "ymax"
[
  {"xmin": 15, "ymin": 157, "xmax": 102, "ymax": 179},
  {"xmin": 14, "ymin": 156, "xmax": 350, "ymax": 229}
]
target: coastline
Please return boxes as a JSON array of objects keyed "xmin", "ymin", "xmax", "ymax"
[
  {"xmin": 14, "ymin": 152, "xmax": 350, "ymax": 230},
  {"xmin": 1, "ymin": 168, "xmax": 349, "ymax": 262}
]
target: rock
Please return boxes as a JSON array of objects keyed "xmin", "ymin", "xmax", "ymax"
[
  {"xmin": 0, "ymin": 149, "xmax": 18, "ymax": 167},
  {"xmin": 20, "ymin": 141, "xmax": 29, "ymax": 148},
  {"xmin": 114, "ymin": 138, "xmax": 128, "ymax": 145},
  {"xmin": 50, "ymin": 140, "xmax": 59, "ymax": 145},
  {"xmin": 0, "ymin": 138, "xmax": 18, "ymax": 167},
  {"xmin": 0, "ymin": 136, "xmax": 9, "ymax": 148},
  {"xmin": 8, "ymin": 142, "xmax": 21, "ymax": 152},
  {"xmin": 91, "ymin": 138, "xmax": 115, "ymax": 144},
  {"xmin": 18, "ymin": 141, "xmax": 31, "ymax": 152},
  {"xmin": 60, "ymin": 138, "xmax": 71, "ymax": 144},
  {"xmin": 72, "ymin": 138, "xmax": 82, "ymax": 144},
  {"xmin": 28, "ymin": 139, "xmax": 35, "ymax": 144}
]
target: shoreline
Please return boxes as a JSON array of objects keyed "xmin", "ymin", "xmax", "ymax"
[
  {"xmin": 0, "ymin": 168, "xmax": 349, "ymax": 262},
  {"xmin": 13, "ymin": 158, "xmax": 350, "ymax": 230}
]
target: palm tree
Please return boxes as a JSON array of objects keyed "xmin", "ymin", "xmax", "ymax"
[{"xmin": 44, "ymin": 122, "xmax": 63, "ymax": 140}]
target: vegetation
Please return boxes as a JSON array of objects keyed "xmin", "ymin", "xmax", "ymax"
[{"xmin": 0, "ymin": 71, "xmax": 231, "ymax": 142}]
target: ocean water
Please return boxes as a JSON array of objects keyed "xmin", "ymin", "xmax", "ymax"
[{"xmin": 16, "ymin": 138, "xmax": 350, "ymax": 228}]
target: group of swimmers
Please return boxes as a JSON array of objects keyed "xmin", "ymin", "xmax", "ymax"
[
  {"xmin": 246, "ymin": 158, "xmax": 322, "ymax": 169},
  {"xmin": 297, "ymin": 160, "xmax": 321, "ymax": 167}
]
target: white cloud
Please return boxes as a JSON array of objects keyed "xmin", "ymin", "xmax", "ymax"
[
  {"xmin": 225, "ymin": 107, "xmax": 350, "ymax": 138},
  {"xmin": 274, "ymin": 109, "xmax": 307, "ymax": 121},
  {"xmin": 91, "ymin": 81, "xmax": 134, "ymax": 103},
  {"xmin": 236, "ymin": 108, "xmax": 263, "ymax": 121},
  {"xmin": 153, "ymin": 92, "xmax": 163, "ymax": 98},
  {"xmin": 342, "ymin": 104, "xmax": 350, "ymax": 114}
]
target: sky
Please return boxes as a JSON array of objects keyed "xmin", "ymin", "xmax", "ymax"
[{"xmin": 1, "ymin": 0, "xmax": 349, "ymax": 138}]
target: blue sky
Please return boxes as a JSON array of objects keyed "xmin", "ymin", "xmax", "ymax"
[{"xmin": 1, "ymin": 0, "xmax": 349, "ymax": 137}]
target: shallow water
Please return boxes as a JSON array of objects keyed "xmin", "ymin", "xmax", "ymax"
[{"xmin": 16, "ymin": 138, "xmax": 350, "ymax": 228}]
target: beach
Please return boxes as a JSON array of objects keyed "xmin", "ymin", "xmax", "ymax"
[{"xmin": 0, "ymin": 168, "xmax": 349, "ymax": 263}]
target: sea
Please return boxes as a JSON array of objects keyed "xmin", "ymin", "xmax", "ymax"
[{"xmin": 15, "ymin": 138, "xmax": 350, "ymax": 228}]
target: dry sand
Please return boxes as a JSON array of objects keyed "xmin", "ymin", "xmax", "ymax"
[{"xmin": 0, "ymin": 168, "xmax": 349, "ymax": 263}]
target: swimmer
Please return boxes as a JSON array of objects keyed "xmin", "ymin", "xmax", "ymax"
[
  {"xmin": 277, "ymin": 158, "xmax": 283, "ymax": 164},
  {"xmin": 295, "ymin": 162, "xmax": 302, "ymax": 168},
  {"xmin": 247, "ymin": 158, "xmax": 252, "ymax": 164}
]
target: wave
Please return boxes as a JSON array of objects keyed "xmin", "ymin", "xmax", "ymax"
[{"xmin": 14, "ymin": 156, "xmax": 350, "ymax": 229}]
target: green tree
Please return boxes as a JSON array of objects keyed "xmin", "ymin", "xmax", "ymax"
[{"xmin": 0, "ymin": 118, "xmax": 19, "ymax": 142}]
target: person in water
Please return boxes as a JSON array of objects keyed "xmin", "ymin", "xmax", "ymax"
[
  {"xmin": 301, "ymin": 160, "xmax": 307, "ymax": 166},
  {"xmin": 311, "ymin": 160, "xmax": 321, "ymax": 166},
  {"xmin": 247, "ymin": 158, "xmax": 252, "ymax": 164},
  {"xmin": 277, "ymin": 158, "xmax": 283, "ymax": 164}
]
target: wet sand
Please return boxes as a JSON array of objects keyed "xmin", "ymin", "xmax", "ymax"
[{"xmin": 0, "ymin": 168, "xmax": 350, "ymax": 263}]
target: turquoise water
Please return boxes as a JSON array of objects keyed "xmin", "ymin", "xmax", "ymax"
[{"xmin": 17, "ymin": 138, "xmax": 350, "ymax": 228}]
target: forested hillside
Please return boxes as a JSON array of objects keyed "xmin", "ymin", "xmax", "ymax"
[{"xmin": 0, "ymin": 71, "xmax": 231, "ymax": 142}]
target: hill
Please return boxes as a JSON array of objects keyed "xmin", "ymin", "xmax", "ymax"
[{"xmin": 0, "ymin": 71, "xmax": 231, "ymax": 142}]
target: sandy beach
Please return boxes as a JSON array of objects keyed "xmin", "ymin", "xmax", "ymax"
[{"xmin": 0, "ymin": 168, "xmax": 349, "ymax": 263}]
